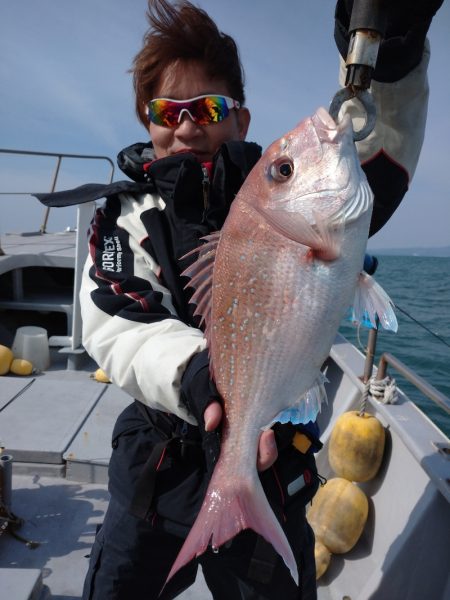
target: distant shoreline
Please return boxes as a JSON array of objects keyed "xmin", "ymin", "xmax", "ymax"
[{"xmin": 367, "ymin": 246, "xmax": 450, "ymax": 258}]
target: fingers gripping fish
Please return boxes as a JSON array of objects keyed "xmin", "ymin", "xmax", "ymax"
[{"xmin": 166, "ymin": 107, "xmax": 397, "ymax": 587}]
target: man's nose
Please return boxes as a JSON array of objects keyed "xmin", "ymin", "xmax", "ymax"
[
  {"xmin": 177, "ymin": 108, "xmax": 197, "ymax": 125},
  {"xmin": 175, "ymin": 111, "xmax": 202, "ymax": 135}
]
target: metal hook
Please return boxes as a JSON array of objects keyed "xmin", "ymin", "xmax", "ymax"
[{"xmin": 329, "ymin": 87, "xmax": 377, "ymax": 142}]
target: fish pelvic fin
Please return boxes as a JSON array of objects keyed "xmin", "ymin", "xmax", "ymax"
[
  {"xmin": 350, "ymin": 271, "xmax": 398, "ymax": 332},
  {"xmin": 163, "ymin": 472, "xmax": 298, "ymax": 590}
]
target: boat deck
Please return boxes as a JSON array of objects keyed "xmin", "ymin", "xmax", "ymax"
[
  {"xmin": 0, "ymin": 230, "xmax": 213, "ymax": 598},
  {"xmin": 0, "ymin": 230, "xmax": 77, "ymax": 271},
  {"xmin": 0, "ymin": 364, "xmax": 212, "ymax": 599}
]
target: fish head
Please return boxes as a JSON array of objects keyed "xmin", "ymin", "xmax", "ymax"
[{"xmin": 240, "ymin": 107, "xmax": 372, "ymax": 247}]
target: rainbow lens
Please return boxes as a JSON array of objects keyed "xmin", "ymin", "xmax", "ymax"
[
  {"xmin": 196, "ymin": 96, "xmax": 228, "ymax": 124},
  {"xmin": 147, "ymin": 95, "xmax": 240, "ymax": 128},
  {"xmin": 147, "ymin": 99, "xmax": 181, "ymax": 127}
]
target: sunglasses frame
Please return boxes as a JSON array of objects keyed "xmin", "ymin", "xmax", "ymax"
[{"xmin": 146, "ymin": 94, "xmax": 241, "ymax": 127}]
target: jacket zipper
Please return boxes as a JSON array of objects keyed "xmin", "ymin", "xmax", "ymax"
[{"xmin": 201, "ymin": 165, "xmax": 210, "ymax": 222}]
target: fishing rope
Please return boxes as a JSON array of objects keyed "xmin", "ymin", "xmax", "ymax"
[
  {"xmin": 354, "ymin": 298, "xmax": 449, "ymax": 414},
  {"xmin": 359, "ymin": 375, "xmax": 398, "ymax": 414},
  {"xmin": 395, "ymin": 304, "xmax": 450, "ymax": 349},
  {"xmin": 359, "ymin": 380, "xmax": 371, "ymax": 415},
  {"xmin": 355, "ymin": 305, "xmax": 450, "ymax": 351},
  {"xmin": 369, "ymin": 375, "xmax": 398, "ymax": 405}
]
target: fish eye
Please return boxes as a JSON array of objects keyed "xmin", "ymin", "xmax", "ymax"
[{"xmin": 269, "ymin": 157, "xmax": 294, "ymax": 182}]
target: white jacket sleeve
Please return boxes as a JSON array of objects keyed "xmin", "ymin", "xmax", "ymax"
[
  {"xmin": 80, "ymin": 191, "xmax": 206, "ymax": 424},
  {"xmin": 338, "ymin": 40, "xmax": 430, "ymax": 235}
]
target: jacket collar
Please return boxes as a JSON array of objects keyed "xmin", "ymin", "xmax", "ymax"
[
  {"xmin": 35, "ymin": 140, "xmax": 262, "ymax": 210},
  {"xmin": 117, "ymin": 140, "xmax": 262, "ymax": 190}
]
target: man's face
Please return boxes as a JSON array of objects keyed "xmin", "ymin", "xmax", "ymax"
[{"xmin": 148, "ymin": 60, "xmax": 250, "ymax": 162}]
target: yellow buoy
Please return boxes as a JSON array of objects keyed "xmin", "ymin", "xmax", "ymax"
[
  {"xmin": 307, "ymin": 477, "xmax": 369, "ymax": 554},
  {"xmin": 328, "ymin": 410, "xmax": 386, "ymax": 482},
  {"xmin": 91, "ymin": 368, "xmax": 111, "ymax": 383},
  {"xmin": 0, "ymin": 345, "xmax": 14, "ymax": 375},
  {"xmin": 10, "ymin": 358, "xmax": 34, "ymax": 376},
  {"xmin": 314, "ymin": 540, "xmax": 331, "ymax": 580}
]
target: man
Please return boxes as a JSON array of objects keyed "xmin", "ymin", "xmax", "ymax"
[{"xmin": 36, "ymin": 1, "xmax": 442, "ymax": 598}]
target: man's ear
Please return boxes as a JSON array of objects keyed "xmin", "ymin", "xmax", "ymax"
[{"xmin": 237, "ymin": 107, "xmax": 251, "ymax": 140}]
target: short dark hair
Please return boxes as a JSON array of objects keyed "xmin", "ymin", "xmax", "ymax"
[{"xmin": 131, "ymin": 0, "xmax": 246, "ymax": 127}]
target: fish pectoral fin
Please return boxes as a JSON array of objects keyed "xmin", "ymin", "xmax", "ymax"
[
  {"xmin": 350, "ymin": 271, "xmax": 398, "ymax": 332},
  {"xmin": 271, "ymin": 372, "xmax": 328, "ymax": 426},
  {"xmin": 310, "ymin": 210, "xmax": 343, "ymax": 261},
  {"xmin": 267, "ymin": 208, "xmax": 342, "ymax": 261}
]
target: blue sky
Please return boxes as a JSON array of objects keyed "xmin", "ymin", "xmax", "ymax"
[{"xmin": 1, "ymin": 0, "xmax": 449, "ymax": 249}]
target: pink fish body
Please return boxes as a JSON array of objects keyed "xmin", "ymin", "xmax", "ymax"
[{"xmin": 168, "ymin": 107, "xmax": 395, "ymax": 585}]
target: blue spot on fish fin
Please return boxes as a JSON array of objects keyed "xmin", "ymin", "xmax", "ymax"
[
  {"xmin": 180, "ymin": 232, "xmax": 221, "ymax": 376},
  {"xmin": 348, "ymin": 271, "xmax": 398, "ymax": 332},
  {"xmin": 271, "ymin": 372, "xmax": 328, "ymax": 426}
]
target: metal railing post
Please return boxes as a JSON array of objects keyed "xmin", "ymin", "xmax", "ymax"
[
  {"xmin": 40, "ymin": 155, "xmax": 62, "ymax": 233},
  {"xmin": 377, "ymin": 352, "xmax": 450, "ymax": 415}
]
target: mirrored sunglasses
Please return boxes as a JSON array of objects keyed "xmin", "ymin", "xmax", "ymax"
[{"xmin": 146, "ymin": 94, "xmax": 241, "ymax": 127}]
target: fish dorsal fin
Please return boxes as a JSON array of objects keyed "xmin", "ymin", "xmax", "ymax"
[
  {"xmin": 181, "ymin": 232, "xmax": 221, "ymax": 368},
  {"xmin": 351, "ymin": 271, "xmax": 398, "ymax": 332},
  {"xmin": 269, "ymin": 371, "xmax": 328, "ymax": 427}
]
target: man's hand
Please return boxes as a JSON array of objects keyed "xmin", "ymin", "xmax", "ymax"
[
  {"xmin": 335, "ymin": 0, "xmax": 445, "ymax": 82},
  {"xmin": 204, "ymin": 401, "xmax": 278, "ymax": 471}
]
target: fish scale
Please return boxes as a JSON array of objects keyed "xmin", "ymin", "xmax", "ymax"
[
  {"xmin": 212, "ymin": 224, "xmax": 290, "ymax": 408},
  {"xmin": 213, "ymin": 216, "xmax": 312, "ymax": 410}
]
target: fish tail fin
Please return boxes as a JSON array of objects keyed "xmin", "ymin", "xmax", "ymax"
[{"xmin": 164, "ymin": 474, "xmax": 298, "ymax": 588}]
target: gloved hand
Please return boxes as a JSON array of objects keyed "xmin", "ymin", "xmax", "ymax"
[
  {"xmin": 180, "ymin": 349, "xmax": 222, "ymax": 474},
  {"xmin": 334, "ymin": 0, "xmax": 445, "ymax": 82},
  {"xmin": 180, "ymin": 349, "xmax": 278, "ymax": 474}
]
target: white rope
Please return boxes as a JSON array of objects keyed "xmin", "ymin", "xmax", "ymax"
[{"xmin": 369, "ymin": 375, "xmax": 399, "ymax": 405}]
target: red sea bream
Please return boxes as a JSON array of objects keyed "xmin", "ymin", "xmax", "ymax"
[{"xmin": 168, "ymin": 107, "xmax": 397, "ymax": 585}]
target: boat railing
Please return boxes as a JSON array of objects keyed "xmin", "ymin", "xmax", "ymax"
[
  {"xmin": 0, "ymin": 148, "xmax": 114, "ymax": 233},
  {"xmin": 377, "ymin": 352, "xmax": 450, "ymax": 415},
  {"xmin": 0, "ymin": 148, "xmax": 115, "ymax": 364},
  {"xmin": 361, "ymin": 325, "xmax": 450, "ymax": 418}
]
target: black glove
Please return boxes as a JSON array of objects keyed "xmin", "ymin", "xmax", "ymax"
[
  {"xmin": 180, "ymin": 349, "xmax": 222, "ymax": 473},
  {"xmin": 335, "ymin": 0, "xmax": 444, "ymax": 82}
]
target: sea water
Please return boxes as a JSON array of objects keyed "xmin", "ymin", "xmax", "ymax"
[{"xmin": 339, "ymin": 255, "xmax": 450, "ymax": 438}]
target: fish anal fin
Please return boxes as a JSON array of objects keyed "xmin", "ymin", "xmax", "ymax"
[{"xmin": 272, "ymin": 372, "xmax": 328, "ymax": 426}]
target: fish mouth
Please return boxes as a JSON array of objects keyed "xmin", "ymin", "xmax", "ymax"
[
  {"xmin": 315, "ymin": 107, "xmax": 337, "ymax": 128},
  {"xmin": 312, "ymin": 107, "xmax": 352, "ymax": 143}
]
